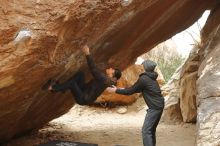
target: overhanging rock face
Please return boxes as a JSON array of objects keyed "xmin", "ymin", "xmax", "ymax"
[{"xmin": 0, "ymin": 0, "xmax": 218, "ymax": 141}]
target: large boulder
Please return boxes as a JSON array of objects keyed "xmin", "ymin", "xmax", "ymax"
[
  {"xmin": 161, "ymin": 5, "xmax": 220, "ymax": 145},
  {"xmin": 197, "ymin": 44, "xmax": 220, "ymax": 146},
  {"xmin": 196, "ymin": 8, "xmax": 220, "ymax": 145},
  {"xmin": 96, "ymin": 77, "xmax": 137, "ymax": 105},
  {"xmin": 161, "ymin": 48, "xmax": 199, "ymax": 123},
  {"xmin": 0, "ymin": 0, "xmax": 218, "ymax": 142},
  {"xmin": 161, "ymin": 65, "xmax": 183, "ymax": 122},
  {"xmin": 179, "ymin": 51, "xmax": 199, "ymax": 123}
]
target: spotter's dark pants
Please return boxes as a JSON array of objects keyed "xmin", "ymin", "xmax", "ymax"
[{"xmin": 142, "ymin": 108, "xmax": 163, "ymax": 146}]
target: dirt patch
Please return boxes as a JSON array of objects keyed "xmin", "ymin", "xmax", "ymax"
[{"xmin": 3, "ymin": 105, "xmax": 196, "ymax": 146}]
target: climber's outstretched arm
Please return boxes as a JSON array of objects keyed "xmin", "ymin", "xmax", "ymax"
[{"xmin": 82, "ymin": 45, "xmax": 107, "ymax": 82}]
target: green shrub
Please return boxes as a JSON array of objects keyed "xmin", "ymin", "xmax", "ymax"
[
  {"xmin": 141, "ymin": 42, "xmax": 185, "ymax": 83},
  {"xmin": 157, "ymin": 55, "xmax": 185, "ymax": 82}
]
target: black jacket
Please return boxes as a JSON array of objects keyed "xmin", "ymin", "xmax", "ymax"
[
  {"xmin": 84, "ymin": 55, "xmax": 114, "ymax": 102},
  {"xmin": 116, "ymin": 72, "xmax": 164, "ymax": 110}
]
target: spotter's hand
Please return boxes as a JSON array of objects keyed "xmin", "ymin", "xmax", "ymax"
[{"xmin": 106, "ymin": 85, "xmax": 117, "ymax": 93}]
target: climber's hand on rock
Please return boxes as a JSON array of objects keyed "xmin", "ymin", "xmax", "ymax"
[
  {"xmin": 48, "ymin": 85, "xmax": 53, "ymax": 91},
  {"xmin": 82, "ymin": 45, "xmax": 90, "ymax": 55}
]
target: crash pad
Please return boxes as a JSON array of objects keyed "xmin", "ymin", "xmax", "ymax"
[{"xmin": 38, "ymin": 140, "xmax": 98, "ymax": 146}]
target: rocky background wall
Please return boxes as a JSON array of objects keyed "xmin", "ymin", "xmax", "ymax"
[
  {"xmin": 196, "ymin": 6, "xmax": 220, "ymax": 146},
  {"xmin": 0, "ymin": 0, "xmax": 219, "ymax": 143},
  {"xmin": 163, "ymin": 4, "xmax": 220, "ymax": 146}
]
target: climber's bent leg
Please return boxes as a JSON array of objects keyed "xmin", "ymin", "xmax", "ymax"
[
  {"xmin": 52, "ymin": 71, "xmax": 86, "ymax": 92},
  {"xmin": 69, "ymin": 82, "xmax": 88, "ymax": 105}
]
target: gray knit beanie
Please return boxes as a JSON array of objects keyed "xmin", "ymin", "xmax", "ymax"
[{"xmin": 142, "ymin": 60, "xmax": 157, "ymax": 72}]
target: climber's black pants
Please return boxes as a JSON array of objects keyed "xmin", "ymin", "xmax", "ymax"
[
  {"xmin": 52, "ymin": 71, "xmax": 88, "ymax": 105},
  {"xmin": 142, "ymin": 108, "xmax": 163, "ymax": 146}
]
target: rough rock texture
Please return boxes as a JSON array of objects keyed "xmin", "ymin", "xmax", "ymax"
[
  {"xmin": 0, "ymin": 0, "xmax": 218, "ymax": 142},
  {"xmin": 179, "ymin": 50, "xmax": 199, "ymax": 123},
  {"xmin": 196, "ymin": 6, "xmax": 220, "ymax": 146},
  {"xmin": 160, "ymin": 4, "xmax": 220, "ymax": 145},
  {"xmin": 161, "ymin": 66, "xmax": 183, "ymax": 122},
  {"xmin": 96, "ymin": 78, "xmax": 137, "ymax": 105},
  {"xmin": 162, "ymin": 48, "xmax": 199, "ymax": 123},
  {"xmin": 164, "ymin": 48, "xmax": 198, "ymax": 123}
]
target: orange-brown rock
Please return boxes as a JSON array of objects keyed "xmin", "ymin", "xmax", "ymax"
[
  {"xmin": 96, "ymin": 78, "xmax": 137, "ymax": 105},
  {"xmin": 0, "ymin": 0, "xmax": 218, "ymax": 142},
  {"xmin": 123, "ymin": 64, "xmax": 165, "ymax": 86},
  {"xmin": 96, "ymin": 64, "xmax": 143, "ymax": 104}
]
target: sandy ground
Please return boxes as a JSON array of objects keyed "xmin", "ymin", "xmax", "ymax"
[{"xmin": 3, "ymin": 105, "xmax": 196, "ymax": 146}]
